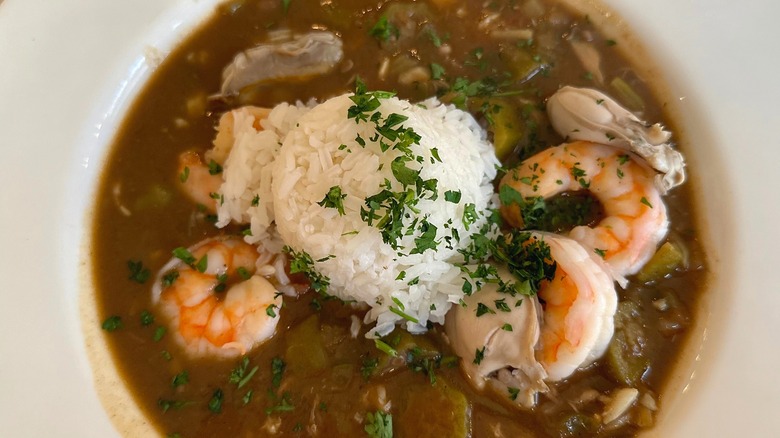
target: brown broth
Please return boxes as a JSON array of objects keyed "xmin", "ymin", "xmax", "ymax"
[{"xmin": 92, "ymin": 0, "xmax": 708, "ymax": 436}]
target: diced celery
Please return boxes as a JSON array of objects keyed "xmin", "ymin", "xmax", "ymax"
[
  {"xmin": 285, "ymin": 315, "xmax": 329, "ymax": 375},
  {"xmin": 636, "ymin": 241, "xmax": 685, "ymax": 283},
  {"xmin": 610, "ymin": 77, "xmax": 645, "ymax": 112},
  {"xmin": 486, "ymin": 99, "xmax": 523, "ymax": 160},
  {"xmin": 606, "ymin": 301, "xmax": 649, "ymax": 386}
]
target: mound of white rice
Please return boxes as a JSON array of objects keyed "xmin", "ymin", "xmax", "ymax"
[{"xmin": 218, "ymin": 93, "xmax": 499, "ymax": 336}]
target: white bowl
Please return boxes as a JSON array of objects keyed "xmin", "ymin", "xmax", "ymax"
[{"xmin": 0, "ymin": 0, "xmax": 777, "ymax": 436}]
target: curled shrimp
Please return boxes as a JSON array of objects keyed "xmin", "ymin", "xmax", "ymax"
[
  {"xmin": 445, "ymin": 232, "xmax": 617, "ymax": 405},
  {"xmin": 500, "ymin": 141, "xmax": 668, "ymax": 284},
  {"xmin": 151, "ymin": 236, "xmax": 282, "ymax": 358},
  {"xmin": 176, "ymin": 106, "xmax": 271, "ymax": 212},
  {"xmin": 535, "ymin": 231, "xmax": 617, "ymax": 381}
]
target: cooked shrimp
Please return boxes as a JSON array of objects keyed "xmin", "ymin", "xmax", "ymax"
[
  {"xmin": 536, "ymin": 231, "xmax": 617, "ymax": 381},
  {"xmin": 151, "ymin": 236, "xmax": 282, "ymax": 358},
  {"xmin": 176, "ymin": 106, "xmax": 271, "ymax": 211},
  {"xmin": 445, "ymin": 232, "xmax": 617, "ymax": 403},
  {"xmin": 500, "ymin": 141, "xmax": 668, "ymax": 283}
]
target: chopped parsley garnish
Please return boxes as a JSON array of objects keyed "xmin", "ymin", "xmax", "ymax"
[
  {"xmin": 251, "ymin": 195, "xmax": 260, "ymax": 206},
  {"xmin": 444, "ymin": 190, "xmax": 462, "ymax": 203},
  {"xmin": 172, "ymin": 247, "xmax": 196, "ymax": 266},
  {"xmin": 127, "ymin": 260, "xmax": 151, "ymax": 284},
  {"xmin": 318, "ymin": 185, "xmax": 347, "ymax": 215},
  {"xmin": 243, "ymin": 390, "xmax": 253, "ymax": 405},
  {"xmin": 207, "ymin": 159, "xmax": 223, "ymax": 175},
  {"xmin": 375, "ymin": 339, "xmax": 398, "ymax": 357},
  {"xmin": 208, "ymin": 389, "xmax": 223, "ymax": 413},
  {"xmin": 162, "ymin": 270, "xmax": 179, "ymax": 287},
  {"xmin": 594, "ymin": 248, "xmax": 607, "ymax": 258},
  {"xmin": 158, "ymin": 398, "xmax": 188, "ymax": 413},
  {"xmin": 508, "ymin": 387, "xmax": 520, "ymax": 401},
  {"xmin": 101, "ymin": 316, "xmax": 122, "ymax": 332},
  {"xmin": 236, "ymin": 266, "xmax": 251, "ymax": 280},
  {"xmin": 179, "ymin": 166, "xmax": 190, "ymax": 183},
  {"xmin": 389, "ymin": 306, "xmax": 419, "ymax": 324},
  {"xmin": 476, "ymin": 302, "xmax": 495, "ymax": 317},
  {"xmin": 265, "ymin": 392, "xmax": 295, "ymax": 414},
  {"xmin": 473, "ymin": 346, "xmax": 486, "ymax": 365},
  {"xmin": 364, "ymin": 411, "xmax": 393, "ymax": 438},
  {"xmin": 501, "ymin": 323, "xmax": 513, "ymax": 331},
  {"xmin": 491, "ymin": 230, "xmax": 557, "ymax": 295},
  {"xmin": 266, "ymin": 304, "xmax": 278, "ymax": 318},
  {"xmin": 153, "ymin": 326, "xmax": 167, "ymax": 342},
  {"xmin": 618, "ymin": 154, "xmax": 630, "ymax": 165},
  {"xmin": 140, "ymin": 310, "xmax": 154, "ymax": 326},
  {"xmin": 361, "ymin": 357, "xmax": 379, "ymax": 380},
  {"xmin": 640, "ymin": 197, "xmax": 653, "ymax": 208},
  {"xmin": 430, "ymin": 62, "xmax": 445, "ymax": 80},
  {"xmin": 284, "ymin": 246, "xmax": 330, "ymax": 295},
  {"xmin": 462, "ymin": 203, "xmax": 479, "ymax": 230},
  {"xmin": 369, "ymin": 16, "xmax": 398, "ymax": 42},
  {"xmin": 171, "ymin": 371, "xmax": 189, "ymax": 388},
  {"xmin": 229, "ymin": 356, "xmax": 260, "ymax": 389},
  {"xmin": 195, "ymin": 254, "xmax": 208, "ymax": 273},
  {"xmin": 271, "ymin": 357, "xmax": 286, "ymax": 388},
  {"xmin": 426, "ymin": 28, "xmax": 443, "ymax": 47},
  {"xmin": 494, "ymin": 298, "xmax": 511, "ymax": 312}
]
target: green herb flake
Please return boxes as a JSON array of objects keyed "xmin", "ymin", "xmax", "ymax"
[
  {"xmin": 361, "ymin": 357, "xmax": 379, "ymax": 380},
  {"xmin": 282, "ymin": 0, "xmax": 292, "ymax": 13},
  {"xmin": 501, "ymin": 323, "xmax": 513, "ymax": 331},
  {"xmin": 236, "ymin": 266, "xmax": 251, "ymax": 280},
  {"xmin": 208, "ymin": 389, "xmax": 224, "ymax": 414},
  {"xmin": 430, "ymin": 62, "xmax": 445, "ymax": 80},
  {"xmin": 364, "ymin": 411, "xmax": 393, "ymax": 438},
  {"xmin": 317, "ymin": 186, "xmax": 347, "ymax": 215},
  {"xmin": 162, "ymin": 270, "xmax": 179, "ymax": 288},
  {"xmin": 243, "ymin": 389, "xmax": 254, "ymax": 405},
  {"xmin": 606, "ymin": 39, "xmax": 617, "ymax": 46},
  {"xmin": 140, "ymin": 310, "xmax": 155, "ymax": 326},
  {"xmin": 476, "ymin": 302, "xmax": 495, "ymax": 317},
  {"xmin": 172, "ymin": 371, "xmax": 189, "ymax": 388},
  {"xmin": 594, "ymin": 248, "xmax": 607, "ymax": 258},
  {"xmin": 153, "ymin": 326, "xmax": 167, "ymax": 342},
  {"xmin": 473, "ymin": 346, "xmax": 486, "ymax": 365},
  {"xmin": 271, "ymin": 357, "xmax": 286, "ymax": 388},
  {"xmin": 444, "ymin": 190, "xmax": 462, "ymax": 203},
  {"xmin": 375, "ymin": 339, "xmax": 398, "ymax": 357},
  {"xmin": 640, "ymin": 197, "xmax": 653, "ymax": 208},
  {"xmin": 494, "ymin": 298, "xmax": 511, "ymax": 312},
  {"xmin": 207, "ymin": 159, "xmax": 223, "ymax": 175},
  {"xmin": 158, "ymin": 398, "xmax": 188, "ymax": 413},
  {"xmin": 101, "ymin": 316, "xmax": 122, "ymax": 332},
  {"xmin": 251, "ymin": 195, "xmax": 260, "ymax": 206},
  {"xmin": 179, "ymin": 166, "xmax": 190, "ymax": 183},
  {"xmin": 172, "ymin": 247, "xmax": 196, "ymax": 266},
  {"xmin": 127, "ymin": 260, "xmax": 151, "ymax": 284},
  {"xmin": 369, "ymin": 16, "xmax": 398, "ymax": 42},
  {"xmin": 508, "ymin": 386, "xmax": 520, "ymax": 401},
  {"xmin": 266, "ymin": 304, "xmax": 278, "ymax": 318},
  {"xmin": 195, "ymin": 254, "xmax": 208, "ymax": 273}
]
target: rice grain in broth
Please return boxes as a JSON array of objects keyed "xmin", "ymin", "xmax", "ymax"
[{"xmin": 91, "ymin": 0, "xmax": 708, "ymax": 436}]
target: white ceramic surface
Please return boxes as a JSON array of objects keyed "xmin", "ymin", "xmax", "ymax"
[{"xmin": 0, "ymin": 0, "xmax": 777, "ymax": 436}]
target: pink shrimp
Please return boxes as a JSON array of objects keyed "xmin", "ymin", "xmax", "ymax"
[
  {"xmin": 500, "ymin": 141, "xmax": 668, "ymax": 284},
  {"xmin": 151, "ymin": 236, "xmax": 282, "ymax": 358}
]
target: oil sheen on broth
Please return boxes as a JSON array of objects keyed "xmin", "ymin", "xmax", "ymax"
[{"xmin": 92, "ymin": 0, "xmax": 707, "ymax": 436}]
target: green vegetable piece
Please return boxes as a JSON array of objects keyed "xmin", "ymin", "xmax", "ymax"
[
  {"xmin": 365, "ymin": 411, "xmax": 393, "ymax": 438},
  {"xmin": 285, "ymin": 315, "xmax": 329, "ymax": 375},
  {"xmin": 636, "ymin": 241, "xmax": 686, "ymax": 283},
  {"xmin": 500, "ymin": 45, "xmax": 544, "ymax": 82},
  {"xmin": 610, "ymin": 76, "xmax": 646, "ymax": 112},
  {"xmin": 552, "ymin": 413, "xmax": 599, "ymax": 437},
  {"xmin": 485, "ymin": 99, "xmax": 522, "ymax": 160},
  {"xmin": 133, "ymin": 184, "xmax": 173, "ymax": 211},
  {"xmin": 101, "ymin": 316, "xmax": 122, "ymax": 332},
  {"xmin": 397, "ymin": 382, "xmax": 469, "ymax": 438},
  {"xmin": 606, "ymin": 301, "xmax": 650, "ymax": 385}
]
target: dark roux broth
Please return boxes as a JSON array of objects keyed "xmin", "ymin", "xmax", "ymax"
[{"xmin": 92, "ymin": 0, "xmax": 707, "ymax": 436}]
